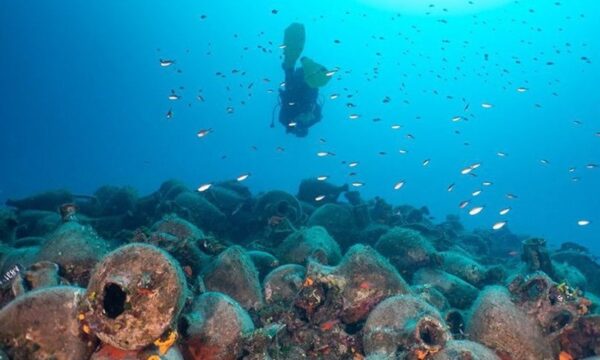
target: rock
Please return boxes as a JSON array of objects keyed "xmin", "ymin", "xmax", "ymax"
[
  {"xmin": 276, "ymin": 226, "xmax": 342, "ymax": 266},
  {"xmin": 466, "ymin": 286, "xmax": 555, "ymax": 360},
  {"xmin": 37, "ymin": 221, "xmax": 111, "ymax": 286},
  {"xmin": 307, "ymin": 203, "xmax": 357, "ymax": 248},
  {"xmin": 181, "ymin": 292, "xmax": 254, "ymax": 360},
  {"xmin": 375, "ymin": 227, "xmax": 440, "ymax": 278},
  {"xmin": 202, "ymin": 245, "xmax": 263, "ymax": 310},
  {"xmin": 81, "ymin": 244, "xmax": 188, "ymax": 350},
  {"xmin": 363, "ymin": 294, "xmax": 450, "ymax": 358},
  {"xmin": 263, "ymin": 264, "xmax": 305, "ymax": 305},
  {"xmin": 430, "ymin": 340, "xmax": 500, "ymax": 360},
  {"xmin": 0, "ymin": 286, "xmax": 96, "ymax": 360},
  {"xmin": 412, "ymin": 268, "xmax": 478, "ymax": 309}
]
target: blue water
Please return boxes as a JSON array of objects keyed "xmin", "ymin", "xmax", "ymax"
[{"xmin": 1, "ymin": 1, "xmax": 598, "ymax": 253}]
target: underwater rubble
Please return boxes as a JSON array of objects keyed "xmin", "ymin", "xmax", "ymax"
[{"xmin": 0, "ymin": 180, "xmax": 600, "ymax": 360}]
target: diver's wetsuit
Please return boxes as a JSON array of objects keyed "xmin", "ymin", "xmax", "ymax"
[{"xmin": 278, "ymin": 66, "xmax": 322, "ymax": 137}]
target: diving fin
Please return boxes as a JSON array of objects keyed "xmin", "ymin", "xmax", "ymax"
[
  {"xmin": 283, "ymin": 23, "xmax": 305, "ymax": 69},
  {"xmin": 300, "ymin": 57, "xmax": 332, "ymax": 88}
]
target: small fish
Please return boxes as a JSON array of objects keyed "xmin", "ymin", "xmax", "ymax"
[
  {"xmin": 276, "ymin": 146, "xmax": 285, "ymax": 152},
  {"xmin": 577, "ymin": 219, "xmax": 591, "ymax": 226},
  {"xmin": 159, "ymin": 59, "xmax": 175, "ymax": 67},
  {"xmin": 197, "ymin": 183, "xmax": 212, "ymax": 192},
  {"xmin": 481, "ymin": 102, "xmax": 493, "ymax": 109},
  {"xmin": 497, "ymin": 151, "xmax": 508, "ymax": 157},
  {"xmin": 586, "ymin": 163, "xmax": 598, "ymax": 169},
  {"xmin": 516, "ymin": 87, "xmax": 528, "ymax": 93},
  {"xmin": 348, "ymin": 114, "xmax": 361, "ymax": 120},
  {"xmin": 472, "ymin": 190, "xmax": 482, "ymax": 196},
  {"xmin": 317, "ymin": 151, "xmax": 334, "ymax": 157},
  {"xmin": 391, "ymin": 124, "xmax": 402, "ymax": 130},
  {"xmin": 168, "ymin": 92, "xmax": 180, "ymax": 100},
  {"xmin": 197, "ymin": 128, "xmax": 212, "ymax": 138},
  {"xmin": 236, "ymin": 173, "xmax": 250, "ymax": 182},
  {"xmin": 348, "ymin": 161, "xmax": 359, "ymax": 168},
  {"xmin": 451, "ymin": 116, "xmax": 462, "ymax": 122},
  {"xmin": 568, "ymin": 167, "xmax": 576, "ymax": 173},
  {"xmin": 288, "ymin": 122, "xmax": 297, "ymax": 127},
  {"xmin": 329, "ymin": 93, "xmax": 339, "ymax": 100},
  {"xmin": 315, "ymin": 195, "xmax": 326, "ymax": 201},
  {"xmin": 398, "ymin": 149, "xmax": 408, "ymax": 154},
  {"xmin": 447, "ymin": 183, "xmax": 455, "ymax": 192},
  {"xmin": 422, "ymin": 159, "xmax": 431, "ymax": 166},
  {"xmin": 393, "ymin": 180, "xmax": 405, "ymax": 190},
  {"xmin": 506, "ymin": 193, "xmax": 518, "ymax": 199},
  {"xmin": 317, "ymin": 175, "xmax": 329, "ymax": 181},
  {"xmin": 165, "ymin": 108, "xmax": 173, "ymax": 119},
  {"xmin": 468, "ymin": 206, "xmax": 484, "ymax": 216},
  {"xmin": 540, "ymin": 159, "xmax": 550, "ymax": 165},
  {"xmin": 508, "ymin": 250, "xmax": 519, "ymax": 257},
  {"xmin": 499, "ymin": 207, "xmax": 511, "ymax": 215},
  {"xmin": 492, "ymin": 221, "xmax": 507, "ymax": 230},
  {"xmin": 461, "ymin": 167, "xmax": 473, "ymax": 175},
  {"xmin": 482, "ymin": 181, "xmax": 493, "ymax": 186},
  {"xmin": 459, "ymin": 200, "xmax": 470, "ymax": 209},
  {"xmin": 351, "ymin": 181, "xmax": 365, "ymax": 187}
]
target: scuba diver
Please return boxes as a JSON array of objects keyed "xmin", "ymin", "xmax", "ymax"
[{"xmin": 273, "ymin": 23, "xmax": 332, "ymax": 137}]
